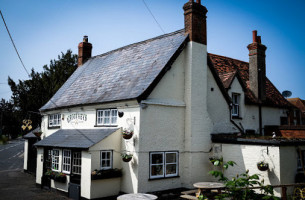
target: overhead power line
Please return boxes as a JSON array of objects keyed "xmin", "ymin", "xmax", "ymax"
[
  {"xmin": 0, "ymin": 10, "xmax": 30, "ymax": 77},
  {"xmin": 142, "ymin": 0, "xmax": 166, "ymax": 34}
]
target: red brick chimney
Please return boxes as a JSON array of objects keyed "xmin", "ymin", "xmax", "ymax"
[
  {"xmin": 247, "ymin": 30, "xmax": 267, "ymax": 101},
  {"xmin": 78, "ymin": 36, "xmax": 92, "ymax": 67},
  {"xmin": 183, "ymin": 0, "xmax": 208, "ymax": 45}
]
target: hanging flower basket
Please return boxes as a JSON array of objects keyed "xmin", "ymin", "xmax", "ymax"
[
  {"xmin": 122, "ymin": 130, "xmax": 133, "ymax": 140},
  {"xmin": 257, "ymin": 161, "xmax": 269, "ymax": 171},
  {"xmin": 121, "ymin": 153, "xmax": 133, "ymax": 162}
]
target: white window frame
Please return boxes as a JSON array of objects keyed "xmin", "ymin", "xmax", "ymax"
[
  {"xmin": 232, "ymin": 93, "xmax": 240, "ymax": 117},
  {"xmin": 49, "ymin": 113, "xmax": 61, "ymax": 127},
  {"xmin": 51, "ymin": 149, "xmax": 60, "ymax": 172},
  {"xmin": 62, "ymin": 149, "xmax": 71, "ymax": 174},
  {"xmin": 100, "ymin": 150, "xmax": 113, "ymax": 170},
  {"xmin": 72, "ymin": 152, "xmax": 82, "ymax": 175},
  {"xmin": 149, "ymin": 151, "xmax": 178, "ymax": 179},
  {"xmin": 97, "ymin": 109, "xmax": 118, "ymax": 125}
]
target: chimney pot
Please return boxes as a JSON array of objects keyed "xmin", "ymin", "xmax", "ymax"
[
  {"xmin": 83, "ymin": 35, "xmax": 88, "ymax": 42},
  {"xmin": 196, "ymin": 0, "xmax": 201, "ymax": 4},
  {"xmin": 252, "ymin": 30, "xmax": 258, "ymax": 43},
  {"xmin": 257, "ymin": 36, "xmax": 261, "ymax": 44}
]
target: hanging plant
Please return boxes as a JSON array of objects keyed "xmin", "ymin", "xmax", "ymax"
[
  {"xmin": 122, "ymin": 129, "xmax": 133, "ymax": 140},
  {"xmin": 121, "ymin": 153, "xmax": 133, "ymax": 162},
  {"xmin": 257, "ymin": 161, "xmax": 269, "ymax": 171}
]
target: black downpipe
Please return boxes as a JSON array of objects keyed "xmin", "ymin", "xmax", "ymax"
[
  {"xmin": 259, "ymin": 104, "xmax": 263, "ymax": 135},
  {"xmin": 229, "ymin": 104, "xmax": 244, "ymax": 134}
]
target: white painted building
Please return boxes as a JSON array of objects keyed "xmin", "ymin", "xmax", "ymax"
[{"xmin": 25, "ymin": 0, "xmax": 304, "ymax": 199}]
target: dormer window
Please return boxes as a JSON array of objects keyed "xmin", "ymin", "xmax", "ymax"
[
  {"xmin": 96, "ymin": 109, "xmax": 118, "ymax": 126},
  {"xmin": 232, "ymin": 93, "xmax": 240, "ymax": 117},
  {"xmin": 48, "ymin": 113, "xmax": 61, "ymax": 128}
]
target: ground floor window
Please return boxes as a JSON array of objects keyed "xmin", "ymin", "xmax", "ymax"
[
  {"xmin": 150, "ymin": 151, "xmax": 178, "ymax": 179},
  {"xmin": 62, "ymin": 149, "xmax": 71, "ymax": 174},
  {"xmin": 72, "ymin": 152, "xmax": 82, "ymax": 175},
  {"xmin": 51, "ymin": 149, "xmax": 60, "ymax": 171},
  {"xmin": 100, "ymin": 150, "xmax": 112, "ymax": 170},
  {"xmin": 297, "ymin": 150, "xmax": 305, "ymax": 170}
]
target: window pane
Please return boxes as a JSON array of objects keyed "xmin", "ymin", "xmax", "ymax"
[
  {"xmin": 152, "ymin": 154, "xmax": 163, "ymax": 164},
  {"xmin": 166, "ymin": 153, "xmax": 176, "ymax": 163},
  {"xmin": 151, "ymin": 165, "xmax": 163, "ymax": 176},
  {"xmin": 166, "ymin": 164, "xmax": 177, "ymax": 175}
]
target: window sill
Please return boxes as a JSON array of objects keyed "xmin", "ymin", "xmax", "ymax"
[
  {"xmin": 48, "ymin": 126, "xmax": 61, "ymax": 129},
  {"xmin": 232, "ymin": 116, "xmax": 242, "ymax": 120},
  {"xmin": 149, "ymin": 175, "xmax": 180, "ymax": 181},
  {"xmin": 94, "ymin": 125, "xmax": 118, "ymax": 127}
]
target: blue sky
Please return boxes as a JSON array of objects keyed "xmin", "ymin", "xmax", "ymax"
[{"xmin": 1, "ymin": 0, "xmax": 304, "ymax": 100}]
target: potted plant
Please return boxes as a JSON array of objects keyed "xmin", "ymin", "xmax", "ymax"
[
  {"xmin": 122, "ymin": 129, "xmax": 133, "ymax": 140},
  {"xmin": 54, "ymin": 172, "xmax": 67, "ymax": 183},
  {"xmin": 34, "ymin": 131, "xmax": 43, "ymax": 137},
  {"xmin": 121, "ymin": 153, "xmax": 133, "ymax": 162},
  {"xmin": 257, "ymin": 161, "xmax": 269, "ymax": 171},
  {"xmin": 91, "ymin": 168, "xmax": 122, "ymax": 180}
]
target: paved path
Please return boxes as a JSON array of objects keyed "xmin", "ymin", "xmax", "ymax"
[{"xmin": 0, "ymin": 137, "xmax": 70, "ymax": 200}]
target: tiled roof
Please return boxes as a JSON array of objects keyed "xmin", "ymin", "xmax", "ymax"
[
  {"xmin": 208, "ymin": 53, "xmax": 291, "ymax": 108},
  {"xmin": 288, "ymin": 98, "xmax": 305, "ymax": 112},
  {"xmin": 34, "ymin": 128, "xmax": 119, "ymax": 149},
  {"xmin": 40, "ymin": 30, "xmax": 188, "ymax": 111},
  {"xmin": 23, "ymin": 127, "xmax": 41, "ymax": 139}
]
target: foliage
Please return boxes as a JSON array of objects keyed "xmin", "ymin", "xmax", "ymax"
[
  {"xmin": 121, "ymin": 153, "xmax": 133, "ymax": 159},
  {"xmin": 7, "ymin": 50, "xmax": 77, "ymax": 135},
  {"xmin": 0, "ymin": 99, "xmax": 20, "ymax": 138},
  {"xmin": 122, "ymin": 129, "xmax": 133, "ymax": 135},
  {"xmin": 208, "ymin": 158, "xmax": 279, "ymax": 200}
]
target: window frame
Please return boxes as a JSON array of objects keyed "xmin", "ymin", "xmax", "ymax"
[
  {"xmin": 100, "ymin": 150, "xmax": 113, "ymax": 170},
  {"xmin": 96, "ymin": 109, "xmax": 118, "ymax": 126},
  {"xmin": 232, "ymin": 93, "xmax": 240, "ymax": 117},
  {"xmin": 51, "ymin": 149, "xmax": 60, "ymax": 172},
  {"xmin": 72, "ymin": 151, "xmax": 82, "ymax": 175},
  {"xmin": 149, "ymin": 151, "xmax": 179, "ymax": 179},
  {"xmin": 62, "ymin": 149, "xmax": 72, "ymax": 174},
  {"xmin": 48, "ymin": 113, "xmax": 61, "ymax": 128}
]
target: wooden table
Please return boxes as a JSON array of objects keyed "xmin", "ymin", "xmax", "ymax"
[
  {"xmin": 193, "ymin": 182, "xmax": 225, "ymax": 197},
  {"xmin": 117, "ymin": 193, "xmax": 158, "ymax": 200}
]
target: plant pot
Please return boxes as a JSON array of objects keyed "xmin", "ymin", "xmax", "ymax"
[
  {"xmin": 257, "ymin": 163, "xmax": 269, "ymax": 171},
  {"xmin": 34, "ymin": 132, "xmax": 42, "ymax": 137},
  {"xmin": 122, "ymin": 157, "xmax": 132, "ymax": 162},
  {"xmin": 122, "ymin": 133, "xmax": 133, "ymax": 140}
]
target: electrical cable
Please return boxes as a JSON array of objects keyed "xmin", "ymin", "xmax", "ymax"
[{"xmin": 0, "ymin": 10, "xmax": 30, "ymax": 77}]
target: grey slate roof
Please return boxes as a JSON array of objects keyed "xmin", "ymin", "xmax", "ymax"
[
  {"xmin": 40, "ymin": 30, "xmax": 188, "ymax": 111},
  {"xmin": 34, "ymin": 128, "xmax": 119, "ymax": 149},
  {"xmin": 23, "ymin": 127, "xmax": 41, "ymax": 139}
]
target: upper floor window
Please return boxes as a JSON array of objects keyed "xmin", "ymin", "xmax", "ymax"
[
  {"xmin": 232, "ymin": 93, "xmax": 240, "ymax": 117},
  {"xmin": 149, "ymin": 151, "xmax": 178, "ymax": 179},
  {"xmin": 100, "ymin": 150, "xmax": 113, "ymax": 170},
  {"xmin": 49, "ymin": 113, "xmax": 61, "ymax": 127},
  {"xmin": 96, "ymin": 109, "xmax": 118, "ymax": 126}
]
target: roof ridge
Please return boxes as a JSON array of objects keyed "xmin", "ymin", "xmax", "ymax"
[
  {"xmin": 208, "ymin": 53, "xmax": 248, "ymax": 64},
  {"xmin": 90, "ymin": 29, "xmax": 185, "ymax": 60}
]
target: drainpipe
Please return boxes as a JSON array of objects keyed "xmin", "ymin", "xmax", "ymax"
[{"xmin": 229, "ymin": 104, "xmax": 244, "ymax": 134}]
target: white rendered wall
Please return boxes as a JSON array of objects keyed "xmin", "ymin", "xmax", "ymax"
[
  {"xmin": 89, "ymin": 129, "xmax": 122, "ymax": 198},
  {"xmin": 220, "ymin": 144, "xmax": 281, "ymax": 196},
  {"xmin": 81, "ymin": 151, "xmax": 91, "ymax": 199},
  {"xmin": 182, "ymin": 42, "xmax": 213, "ymax": 188},
  {"xmin": 24, "ymin": 139, "xmax": 28, "ymax": 170},
  {"xmin": 262, "ymin": 107, "xmax": 286, "ymax": 127},
  {"xmin": 36, "ymin": 147, "xmax": 44, "ymax": 184},
  {"xmin": 207, "ymin": 68, "xmax": 236, "ymax": 133}
]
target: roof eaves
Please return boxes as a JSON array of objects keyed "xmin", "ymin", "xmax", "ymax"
[{"xmin": 207, "ymin": 56, "xmax": 232, "ymax": 105}]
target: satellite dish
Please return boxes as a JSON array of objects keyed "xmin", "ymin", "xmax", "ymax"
[{"xmin": 282, "ymin": 90, "xmax": 292, "ymax": 98}]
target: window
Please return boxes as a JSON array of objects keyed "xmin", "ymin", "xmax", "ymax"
[
  {"xmin": 51, "ymin": 149, "xmax": 60, "ymax": 171},
  {"xmin": 150, "ymin": 152, "xmax": 178, "ymax": 179},
  {"xmin": 297, "ymin": 150, "xmax": 305, "ymax": 170},
  {"xmin": 62, "ymin": 150, "xmax": 71, "ymax": 174},
  {"xmin": 49, "ymin": 114, "xmax": 61, "ymax": 127},
  {"xmin": 97, "ymin": 109, "xmax": 118, "ymax": 125},
  {"xmin": 100, "ymin": 151, "xmax": 112, "ymax": 170},
  {"xmin": 72, "ymin": 152, "xmax": 82, "ymax": 175},
  {"xmin": 232, "ymin": 93, "xmax": 240, "ymax": 117}
]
